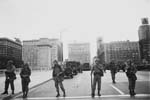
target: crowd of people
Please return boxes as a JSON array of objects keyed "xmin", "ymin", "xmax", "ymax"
[{"xmin": 1, "ymin": 58, "xmax": 137, "ymax": 98}]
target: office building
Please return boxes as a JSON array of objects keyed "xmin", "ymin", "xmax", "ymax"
[
  {"xmin": 138, "ymin": 18, "xmax": 150, "ymax": 64},
  {"xmin": 68, "ymin": 43, "xmax": 90, "ymax": 64},
  {"xmin": 104, "ymin": 41, "xmax": 141, "ymax": 64}
]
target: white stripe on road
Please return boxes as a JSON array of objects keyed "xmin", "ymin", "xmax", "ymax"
[
  {"xmin": 110, "ymin": 84, "xmax": 125, "ymax": 95},
  {"xmin": 15, "ymin": 94, "xmax": 150, "ymax": 100}
]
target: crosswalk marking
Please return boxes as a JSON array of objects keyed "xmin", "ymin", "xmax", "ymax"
[
  {"xmin": 15, "ymin": 94, "xmax": 150, "ymax": 100},
  {"xmin": 110, "ymin": 84, "xmax": 125, "ymax": 95}
]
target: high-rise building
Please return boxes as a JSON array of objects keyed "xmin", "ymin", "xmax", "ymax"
[
  {"xmin": 68, "ymin": 43, "xmax": 90, "ymax": 64},
  {"xmin": 138, "ymin": 18, "xmax": 150, "ymax": 64},
  {"xmin": 23, "ymin": 38, "xmax": 63, "ymax": 70},
  {"xmin": 97, "ymin": 37, "xmax": 105, "ymax": 64},
  {"xmin": 104, "ymin": 41, "xmax": 141, "ymax": 64},
  {"xmin": 0, "ymin": 38, "xmax": 22, "ymax": 69}
]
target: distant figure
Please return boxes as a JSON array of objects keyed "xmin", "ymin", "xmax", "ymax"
[
  {"xmin": 91, "ymin": 58, "xmax": 104, "ymax": 98},
  {"xmin": 52, "ymin": 60, "xmax": 66, "ymax": 97},
  {"xmin": 109, "ymin": 61, "xmax": 117, "ymax": 83},
  {"xmin": 126, "ymin": 60, "xmax": 137, "ymax": 97},
  {"xmin": 1, "ymin": 60, "xmax": 16, "ymax": 95},
  {"xmin": 20, "ymin": 63, "xmax": 31, "ymax": 98}
]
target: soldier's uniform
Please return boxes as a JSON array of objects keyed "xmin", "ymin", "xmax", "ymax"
[
  {"xmin": 1, "ymin": 60, "xmax": 16, "ymax": 95},
  {"xmin": 20, "ymin": 63, "xmax": 31, "ymax": 98},
  {"xmin": 52, "ymin": 60, "xmax": 66, "ymax": 97},
  {"xmin": 126, "ymin": 62, "xmax": 137, "ymax": 96},
  {"xmin": 91, "ymin": 60, "xmax": 104, "ymax": 97},
  {"xmin": 109, "ymin": 61, "xmax": 117, "ymax": 83}
]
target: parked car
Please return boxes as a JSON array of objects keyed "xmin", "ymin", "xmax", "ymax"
[{"xmin": 82, "ymin": 63, "xmax": 91, "ymax": 71}]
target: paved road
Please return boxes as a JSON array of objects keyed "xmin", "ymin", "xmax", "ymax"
[{"xmin": 12, "ymin": 71, "xmax": 150, "ymax": 100}]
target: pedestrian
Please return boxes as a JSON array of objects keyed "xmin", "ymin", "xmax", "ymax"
[
  {"xmin": 52, "ymin": 60, "xmax": 66, "ymax": 97},
  {"xmin": 91, "ymin": 58, "xmax": 104, "ymax": 98},
  {"xmin": 109, "ymin": 61, "xmax": 117, "ymax": 83},
  {"xmin": 126, "ymin": 60, "xmax": 137, "ymax": 97},
  {"xmin": 20, "ymin": 63, "xmax": 31, "ymax": 98},
  {"xmin": 1, "ymin": 60, "xmax": 16, "ymax": 95}
]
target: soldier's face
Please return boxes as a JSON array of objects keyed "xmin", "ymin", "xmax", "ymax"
[{"xmin": 53, "ymin": 61, "xmax": 58, "ymax": 65}]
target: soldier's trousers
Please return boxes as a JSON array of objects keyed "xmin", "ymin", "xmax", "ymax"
[
  {"xmin": 21, "ymin": 78, "xmax": 30, "ymax": 93},
  {"xmin": 111, "ymin": 72, "xmax": 116, "ymax": 82},
  {"xmin": 92, "ymin": 74, "xmax": 101, "ymax": 94},
  {"xmin": 4, "ymin": 79, "xmax": 14, "ymax": 92},
  {"xmin": 54, "ymin": 79, "xmax": 65, "ymax": 94},
  {"xmin": 128, "ymin": 78, "xmax": 136, "ymax": 90}
]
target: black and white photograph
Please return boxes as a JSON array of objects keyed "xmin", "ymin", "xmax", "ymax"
[{"xmin": 0, "ymin": 0, "xmax": 150, "ymax": 100}]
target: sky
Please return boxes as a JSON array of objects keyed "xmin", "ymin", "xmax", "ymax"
[{"xmin": 0, "ymin": 0, "xmax": 150, "ymax": 59}]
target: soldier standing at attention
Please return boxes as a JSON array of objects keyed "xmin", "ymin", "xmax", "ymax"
[
  {"xmin": 109, "ymin": 61, "xmax": 117, "ymax": 84},
  {"xmin": 91, "ymin": 58, "xmax": 104, "ymax": 98},
  {"xmin": 52, "ymin": 60, "xmax": 66, "ymax": 97},
  {"xmin": 20, "ymin": 63, "xmax": 31, "ymax": 98},
  {"xmin": 126, "ymin": 60, "xmax": 137, "ymax": 97},
  {"xmin": 1, "ymin": 60, "xmax": 16, "ymax": 95}
]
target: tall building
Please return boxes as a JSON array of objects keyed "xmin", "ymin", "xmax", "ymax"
[
  {"xmin": 23, "ymin": 38, "xmax": 63, "ymax": 70},
  {"xmin": 68, "ymin": 43, "xmax": 90, "ymax": 64},
  {"xmin": 104, "ymin": 41, "xmax": 141, "ymax": 64},
  {"xmin": 48, "ymin": 39, "xmax": 63, "ymax": 63},
  {"xmin": 97, "ymin": 37, "xmax": 105, "ymax": 64},
  {"xmin": 138, "ymin": 18, "xmax": 150, "ymax": 64},
  {"xmin": 0, "ymin": 38, "xmax": 22, "ymax": 69}
]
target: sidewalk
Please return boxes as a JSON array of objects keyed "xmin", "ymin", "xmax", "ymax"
[{"xmin": 0, "ymin": 70, "xmax": 52, "ymax": 99}]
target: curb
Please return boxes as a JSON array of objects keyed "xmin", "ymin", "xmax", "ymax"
[{"xmin": 2, "ymin": 78, "xmax": 53, "ymax": 100}]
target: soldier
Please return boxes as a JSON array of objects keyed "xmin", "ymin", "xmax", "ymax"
[
  {"xmin": 52, "ymin": 60, "xmax": 66, "ymax": 97},
  {"xmin": 91, "ymin": 58, "xmax": 104, "ymax": 98},
  {"xmin": 109, "ymin": 61, "xmax": 117, "ymax": 83},
  {"xmin": 20, "ymin": 63, "xmax": 31, "ymax": 98},
  {"xmin": 1, "ymin": 60, "xmax": 16, "ymax": 95},
  {"xmin": 126, "ymin": 60, "xmax": 137, "ymax": 97}
]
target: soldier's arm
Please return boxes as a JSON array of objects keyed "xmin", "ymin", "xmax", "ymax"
[
  {"xmin": 134, "ymin": 65, "xmax": 137, "ymax": 73},
  {"xmin": 9, "ymin": 65, "xmax": 16, "ymax": 72},
  {"xmin": 91, "ymin": 65, "xmax": 94, "ymax": 75}
]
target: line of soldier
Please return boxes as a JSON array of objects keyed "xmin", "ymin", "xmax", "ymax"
[
  {"xmin": 53, "ymin": 58, "xmax": 137, "ymax": 98},
  {"xmin": 1, "ymin": 58, "xmax": 137, "ymax": 98}
]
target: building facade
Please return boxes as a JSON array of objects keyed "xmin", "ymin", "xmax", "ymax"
[
  {"xmin": 138, "ymin": 18, "xmax": 150, "ymax": 64},
  {"xmin": 104, "ymin": 41, "xmax": 141, "ymax": 64},
  {"xmin": 22, "ymin": 38, "xmax": 63, "ymax": 70},
  {"xmin": 68, "ymin": 43, "xmax": 90, "ymax": 64},
  {"xmin": 0, "ymin": 38, "xmax": 22, "ymax": 69}
]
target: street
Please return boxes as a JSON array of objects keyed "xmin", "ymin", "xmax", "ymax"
[{"xmin": 12, "ymin": 70, "xmax": 150, "ymax": 100}]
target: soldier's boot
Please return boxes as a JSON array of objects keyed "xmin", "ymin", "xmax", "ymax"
[
  {"xmin": 12, "ymin": 90, "xmax": 14, "ymax": 95},
  {"xmin": 131, "ymin": 89, "xmax": 136, "ymax": 96},
  {"xmin": 129, "ymin": 89, "xmax": 132, "ymax": 96},
  {"xmin": 91, "ymin": 93, "xmax": 95, "ymax": 98},
  {"xmin": 62, "ymin": 88, "xmax": 66, "ymax": 97},
  {"xmin": 56, "ymin": 90, "xmax": 60, "ymax": 97},
  {"xmin": 63, "ymin": 91, "xmax": 66, "ymax": 97},
  {"xmin": 23, "ymin": 92, "xmax": 26, "ymax": 98},
  {"xmin": 129, "ymin": 89, "xmax": 135, "ymax": 96},
  {"xmin": 133, "ymin": 90, "xmax": 136, "ymax": 95},
  {"xmin": 98, "ymin": 90, "xmax": 101, "ymax": 96},
  {"xmin": 1, "ymin": 91, "xmax": 8, "ymax": 95},
  {"xmin": 113, "ymin": 80, "xmax": 116, "ymax": 84}
]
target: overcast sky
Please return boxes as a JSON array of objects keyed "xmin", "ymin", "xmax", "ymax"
[{"xmin": 0, "ymin": 0, "xmax": 150, "ymax": 59}]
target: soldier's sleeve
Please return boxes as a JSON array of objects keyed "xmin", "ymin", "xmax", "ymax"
[
  {"xmin": 11, "ymin": 65, "xmax": 16, "ymax": 72},
  {"xmin": 20, "ymin": 68, "xmax": 23, "ymax": 77},
  {"xmin": 91, "ymin": 65, "xmax": 94, "ymax": 74},
  {"xmin": 29, "ymin": 68, "xmax": 31, "ymax": 76},
  {"xmin": 134, "ymin": 65, "xmax": 137, "ymax": 73}
]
